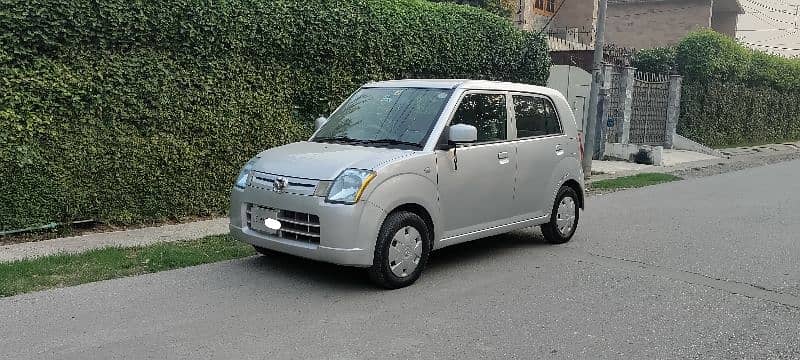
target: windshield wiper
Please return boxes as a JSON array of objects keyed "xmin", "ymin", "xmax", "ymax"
[
  {"xmin": 358, "ymin": 138, "xmax": 421, "ymax": 148},
  {"xmin": 312, "ymin": 136, "xmax": 361, "ymax": 144}
]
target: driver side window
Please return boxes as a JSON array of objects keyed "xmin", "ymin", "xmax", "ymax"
[{"xmin": 451, "ymin": 93, "xmax": 508, "ymax": 142}]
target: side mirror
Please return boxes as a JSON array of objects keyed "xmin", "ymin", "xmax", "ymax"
[
  {"xmin": 448, "ymin": 124, "xmax": 478, "ymax": 144},
  {"xmin": 315, "ymin": 116, "xmax": 328, "ymax": 130}
]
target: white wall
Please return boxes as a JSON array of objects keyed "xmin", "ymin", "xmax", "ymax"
[{"xmin": 547, "ymin": 65, "xmax": 591, "ymax": 131}]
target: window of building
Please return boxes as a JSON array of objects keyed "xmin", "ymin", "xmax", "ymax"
[{"xmin": 534, "ymin": 0, "xmax": 556, "ymax": 15}]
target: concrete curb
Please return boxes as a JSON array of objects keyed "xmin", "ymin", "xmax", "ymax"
[{"xmin": 0, "ymin": 218, "xmax": 229, "ymax": 263}]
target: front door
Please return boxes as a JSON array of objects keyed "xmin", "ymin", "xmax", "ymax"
[{"xmin": 436, "ymin": 91, "xmax": 517, "ymax": 239}]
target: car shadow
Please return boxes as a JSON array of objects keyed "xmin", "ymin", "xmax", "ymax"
[
  {"xmin": 427, "ymin": 228, "xmax": 549, "ymax": 272},
  {"xmin": 240, "ymin": 228, "xmax": 549, "ymax": 291}
]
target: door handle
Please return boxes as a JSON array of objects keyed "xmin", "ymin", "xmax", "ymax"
[
  {"xmin": 555, "ymin": 145, "xmax": 565, "ymax": 156},
  {"xmin": 497, "ymin": 151, "xmax": 509, "ymax": 160}
]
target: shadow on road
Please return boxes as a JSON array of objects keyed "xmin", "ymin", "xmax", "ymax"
[{"xmin": 238, "ymin": 229, "xmax": 549, "ymax": 290}]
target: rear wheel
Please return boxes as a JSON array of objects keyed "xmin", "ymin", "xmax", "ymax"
[
  {"xmin": 541, "ymin": 186, "xmax": 580, "ymax": 244},
  {"xmin": 368, "ymin": 211, "xmax": 432, "ymax": 289}
]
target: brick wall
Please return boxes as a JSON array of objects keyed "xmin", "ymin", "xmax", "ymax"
[
  {"xmin": 553, "ymin": 0, "xmax": 596, "ymax": 35},
  {"xmin": 606, "ymin": 0, "xmax": 712, "ymax": 48}
]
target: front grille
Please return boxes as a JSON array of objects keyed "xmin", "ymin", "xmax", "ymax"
[
  {"xmin": 277, "ymin": 210, "xmax": 321, "ymax": 242},
  {"xmin": 245, "ymin": 204, "xmax": 321, "ymax": 245},
  {"xmin": 249, "ymin": 172, "xmax": 320, "ymax": 196}
]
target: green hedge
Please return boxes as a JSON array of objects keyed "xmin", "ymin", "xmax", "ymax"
[
  {"xmin": 632, "ymin": 46, "xmax": 676, "ymax": 75},
  {"xmin": 632, "ymin": 30, "xmax": 800, "ymax": 146},
  {"xmin": 0, "ymin": 0, "xmax": 550, "ymax": 231},
  {"xmin": 680, "ymin": 82, "xmax": 800, "ymax": 147},
  {"xmin": 427, "ymin": 0, "xmax": 517, "ymax": 17}
]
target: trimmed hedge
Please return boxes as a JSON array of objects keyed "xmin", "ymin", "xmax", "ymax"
[
  {"xmin": 632, "ymin": 30, "xmax": 800, "ymax": 146},
  {"xmin": 0, "ymin": 0, "xmax": 550, "ymax": 231},
  {"xmin": 680, "ymin": 82, "xmax": 800, "ymax": 147},
  {"xmin": 427, "ymin": 0, "xmax": 517, "ymax": 17}
]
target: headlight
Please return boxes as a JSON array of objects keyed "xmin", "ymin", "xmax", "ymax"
[
  {"xmin": 234, "ymin": 158, "xmax": 258, "ymax": 189},
  {"xmin": 326, "ymin": 169, "xmax": 376, "ymax": 204}
]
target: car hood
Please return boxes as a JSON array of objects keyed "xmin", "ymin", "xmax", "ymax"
[{"xmin": 253, "ymin": 141, "xmax": 416, "ymax": 180}]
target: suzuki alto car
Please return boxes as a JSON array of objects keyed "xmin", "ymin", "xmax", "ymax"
[{"xmin": 230, "ymin": 79, "xmax": 585, "ymax": 289}]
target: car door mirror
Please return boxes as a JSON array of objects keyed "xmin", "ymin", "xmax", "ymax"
[
  {"xmin": 315, "ymin": 116, "xmax": 328, "ymax": 130},
  {"xmin": 448, "ymin": 124, "xmax": 478, "ymax": 144}
]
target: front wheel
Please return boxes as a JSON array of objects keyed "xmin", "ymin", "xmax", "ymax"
[
  {"xmin": 368, "ymin": 211, "xmax": 432, "ymax": 289},
  {"xmin": 541, "ymin": 186, "xmax": 580, "ymax": 244}
]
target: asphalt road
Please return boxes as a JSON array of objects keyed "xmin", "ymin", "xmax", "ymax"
[{"xmin": 2, "ymin": 160, "xmax": 800, "ymax": 359}]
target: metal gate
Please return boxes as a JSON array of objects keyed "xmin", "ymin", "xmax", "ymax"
[
  {"xmin": 629, "ymin": 71, "xmax": 670, "ymax": 146},
  {"xmin": 605, "ymin": 68, "xmax": 625, "ymax": 143}
]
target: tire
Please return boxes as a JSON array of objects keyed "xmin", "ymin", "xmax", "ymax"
[
  {"xmin": 368, "ymin": 211, "xmax": 432, "ymax": 289},
  {"xmin": 541, "ymin": 186, "xmax": 580, "ymax": 244}
]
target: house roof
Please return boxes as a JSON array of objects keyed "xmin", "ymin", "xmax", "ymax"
[{"xmin": 608, "ymin": 0, "xmax": 744, "ymax": 14}]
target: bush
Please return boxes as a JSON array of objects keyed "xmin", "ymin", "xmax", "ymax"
[
  {"xmin": 679, "ymin": 82, "xmax": 800, "ymax": 147},
  {"xmin": 632, "ymin": 47, "xmax": 675, "ymax": 75},
  {"xmin": 675, "ymin": 29, "xmax": 752, "ymax": 85},
  {"xmin": 0, "ymin": 0, "xmax": 550, "ymax": 231},
  {"xmin": 427, "ymin": 0, "xmax": 518, "ymax": 17},
  {"xmin": 636, "ymin": 29, "xmax": 800, "ymax": 146},
  {"xmin": 670, "ymin": 30, "xmax": 800, "ymax": 91}
]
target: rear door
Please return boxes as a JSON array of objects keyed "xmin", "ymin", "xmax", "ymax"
[
  {"xmin": 510, "ymin": 93, "xmax": 568, "ymax": 219},
  {"xmin": 436, "ymin": 91, "xmax": 517, "ymax": 239}
]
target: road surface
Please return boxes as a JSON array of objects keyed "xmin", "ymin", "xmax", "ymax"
[{"xmin": 2, "ymin": 160, "xmax": 800, "ymax": 359}]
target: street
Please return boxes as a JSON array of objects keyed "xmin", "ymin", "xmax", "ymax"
[{"xmin": 2, "ymin": 160, "xmax": 799, "ymax": 359}]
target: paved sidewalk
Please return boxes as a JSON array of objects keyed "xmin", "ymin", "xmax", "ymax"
[
  {"xmin": 590, "ymin": 141, "xmax": 800, "ymax": 182},
  {"xmin": 0, "ymin": 218, "xmax": 229, "ymax": 263}
]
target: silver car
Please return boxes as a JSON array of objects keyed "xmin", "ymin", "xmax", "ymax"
[{"xmin": 230, "ymin": 79, "xmax": 585, "ymax": 288}]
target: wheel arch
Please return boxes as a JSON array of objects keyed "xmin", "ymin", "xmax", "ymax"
[
  {"xmin": 388, "ymin": 203, "xmax": 435, "ymax": 240},
  {"xmin": 561, "ymin": 179, "xmax": 584, "ymax": 209}
]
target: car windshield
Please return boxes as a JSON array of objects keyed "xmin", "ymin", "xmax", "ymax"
[{"xmin": 312, "ymin": 87, "xmax": 453, "ymax": 149}]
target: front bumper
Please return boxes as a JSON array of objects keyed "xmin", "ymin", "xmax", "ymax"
[{"xmin": 229, "ymin": 186, "xmax": 385, "ymax": 267}]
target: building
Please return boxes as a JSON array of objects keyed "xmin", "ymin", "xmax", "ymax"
[
  {"xmin": 516, "ymin": 0, "xmax": 597, "ymax": 45},
  {"xmin": 605, "ymin": 0, "xmax": 744, "ymax": 49}
]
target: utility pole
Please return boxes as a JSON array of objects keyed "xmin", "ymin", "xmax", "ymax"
[{"xmin": 582, "ymin": 0, "xmax": 608, "ymax": 177}]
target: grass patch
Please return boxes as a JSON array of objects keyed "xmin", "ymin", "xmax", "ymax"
[
  {"xmin": 0, "ymin": 235, "xmax": 255, "ymax": 297},
  {"xmin": 591, "ymin": 173, "xmax": 682, "ymax": 190}
]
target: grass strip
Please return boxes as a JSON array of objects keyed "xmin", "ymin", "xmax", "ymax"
[
  {"xmin": 591, "ymin": 173, "xmax": 682, "ymax": 190},
  {"xmin": 0, "ymin": 235, "xmax": 255, "ymax": 297}
]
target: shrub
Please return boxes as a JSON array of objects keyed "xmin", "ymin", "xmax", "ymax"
[
  {"xmin": 675, "ymin": 29, "xmax": 752, "ymax": 85},
  {"xmin": 0, "ymin": 0, "xmax": 550, "ymax": 231},
  {"xmin": 632, "ymin": 47, "xmax": 675, "ymax": 75},
  {"xmin": 679, "ymin": 82, "xmax": 800, "ymax": 147},
  {"xmin": 427, "ymin": 0, "xmax": 518, "ymax": 17},
  {"xmin": 643, "ymin": 29, "xmax": 800, "ymax": 146}
]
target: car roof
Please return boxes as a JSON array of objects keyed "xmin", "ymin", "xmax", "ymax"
[{"xmin": 362, "ymin": 79, "xmax": 562, "ymax": 98}]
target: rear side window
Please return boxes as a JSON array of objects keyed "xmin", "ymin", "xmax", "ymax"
[
  {"xmin": 451, "ymin": 93, "xmax": 508, "ymax": 142},
  {"xmin": 513, "ymin": 95, "xmax": 562, "ymax": 138}
]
